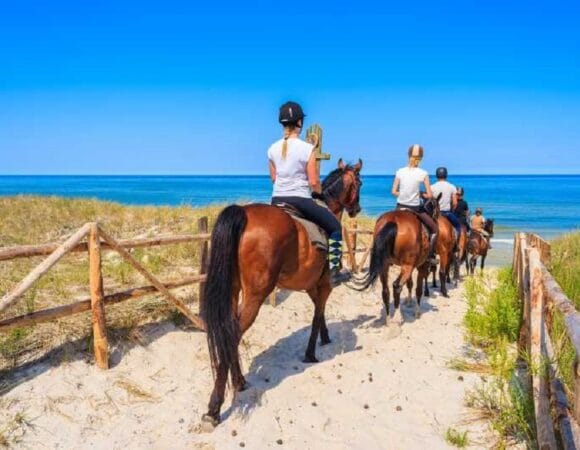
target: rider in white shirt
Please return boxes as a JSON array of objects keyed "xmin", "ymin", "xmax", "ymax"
[
  {"xmin": 431, "ymin": 167, "xmax": 462, "ymax": 242},
  {"xmin": 268, "ymin": 101, "xmax": 349, "ymax": 287},
  {"xmin": 391, "ymin": 144, "xmax": 438, "ymax": 266}
]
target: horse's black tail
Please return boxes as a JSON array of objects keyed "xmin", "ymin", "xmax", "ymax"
[
  {"xmin": 355, "ymin": 222, "xmax": 397, "ymax": 291},
  {"xmin": 201, "ymin": 205, "xmax": 247, "ymax": 379}
]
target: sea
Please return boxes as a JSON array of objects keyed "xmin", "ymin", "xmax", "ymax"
[{"xmin": 1, "ymin": 175, "xmax": 579, "ymax": 266}]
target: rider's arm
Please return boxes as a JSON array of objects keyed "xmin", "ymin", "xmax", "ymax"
[
  {"xmin": 306, "ymin": 151, "xmax": 321, "ymax": 193},
  {"xmin": 391, "ymin": 177, "xmax": 400, "ymax": 197},
  {"xmin": 423, "ymin": 176, "xmax": 433, "ymax": 198},
  {"xmin": 452, "ymin": 192, "xmax": 458, "ymax": 209},
  {"xmin": 269, "ymin": 160, "xmax": 276, "ymax": 183}
]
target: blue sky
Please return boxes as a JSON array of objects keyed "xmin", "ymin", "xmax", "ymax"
[{"xmin": 1, "ymin": 0, "xmax": 579, "ymax": 175}]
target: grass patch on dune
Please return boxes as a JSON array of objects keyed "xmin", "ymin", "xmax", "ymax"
[
  {"xmin": 0, "ymin": 196, "xmax": 225, "ymax": 371},
  {"xmin": 551, "ymin": 232, "xmax": 580, "ymax": 307},
  {"xmin": 453, "ymin": 268, "xmax": 535, "ymax": 448}
]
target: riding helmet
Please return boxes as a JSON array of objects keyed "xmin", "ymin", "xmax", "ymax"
[
  {"xmin": 279, "ymin": 101, "xmax": 305, "ymax": 125},
  {"xmin": 457, "ymin": 186, "xmax": 464, "ymax": 196},
  {"xmin": 436, "ymin": 167, "xmax": 448, "ymax": 179}
]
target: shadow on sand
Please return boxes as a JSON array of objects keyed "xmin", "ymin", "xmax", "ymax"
[{"xmin": 222, "ymin": 313, "xmax": 375, "ymax": 422}]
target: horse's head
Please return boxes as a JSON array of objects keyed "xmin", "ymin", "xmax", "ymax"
[
  {"xmin": 485, "ymin": 219, "xmax": 494, "ymax": 237},
  {"xmin": 423, "ymin": 192, "xmax": 442, "ymax": 220},
  {"xmin": 321, "ymin": 158, "xmax": 363, "ymax": 218}
]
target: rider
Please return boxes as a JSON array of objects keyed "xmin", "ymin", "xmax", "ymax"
[
  {"xmin": 470, "ymin": 207, "xmax": 492, "ymax": 248},
  {"xmin": 431, "ymin": 167, "xmax": 462, "ymax": 243},
  {"xmin": 391, "ymin": 144, "xmax": 438, "ymax": 266},
  {"xmin": 268, "ymin": 101, "xmax": 350, "ymax": 287},
  {"xmin": 453, "ymin": 186, "xmax": 470, "ymax": 232}
]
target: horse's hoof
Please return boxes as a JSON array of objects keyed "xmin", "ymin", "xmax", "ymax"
[
  {"xmin": 201, "ymin": 414, "xmax": 220, "ymax": 431},
  {"xmin": 442, "ymin": 293, "xmax": 449, "ymax": 298},
  {"xmin": 234, "ymin": 380, "xmax": 249, "ymax": 392},
  {"xmin": 303, "ymin": 355, "xmax": 319, "ymax": 363},
  {"xmin": 320, "ymin": 338, "xmax": 332, "ymax": 346}
]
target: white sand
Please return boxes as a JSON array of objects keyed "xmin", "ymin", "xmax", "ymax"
[{"xmin": 1, "ymin": 272, "xmax": 488, "ymax": 449}]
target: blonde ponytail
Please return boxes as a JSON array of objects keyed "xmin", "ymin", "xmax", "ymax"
[{"xmin": 281, "ymin": 125, "xmax": 296, "ymax": 160}]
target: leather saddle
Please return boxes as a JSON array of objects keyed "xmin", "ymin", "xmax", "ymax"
[{"xmin": 272, "ymin": 202, "xmax": 328, "ymax": 251}]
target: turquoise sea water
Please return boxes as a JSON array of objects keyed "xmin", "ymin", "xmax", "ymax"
[{"xmin": 1, "ymin": 175, "xmax": 578, "ymax": 265}]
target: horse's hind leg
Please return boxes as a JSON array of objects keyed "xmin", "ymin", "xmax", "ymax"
[
  {"xmin": 405, "ymin": 277, "xmax": 413, "ymax": 307},
  {"xmin": 432, "ymin": 266, "xmax": 437, "ymax": 288},
  {"xmin": 416, "ymin": 263, "xmax": 429, "ymax": 317},
  {"xmin": 380, "ymin": 266, "xmax": 390, "ymax": 324},
  {"xmin": 439, "ymin": 256, "xmax": 449, "ymax": 298},
  {"xmin": 305, "ymin": 280, "xmax": 331, "ymax": 362},
  {"xmin": 480, "ymin": 255, "xmax": 486, "ymax": 272},
  {"xmin": 394, "ymin": 265, "xmax": 413, "ymax": 317}
]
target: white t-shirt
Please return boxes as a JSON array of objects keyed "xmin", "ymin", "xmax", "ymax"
[
  {"xmin": 395, "ymin": 166, "xmax": 428, "ymax": 206},
  {"xmin": 268, "ymin": 137, "xmax": 314, "ymax": 198},
  {"xmin": 431, "ymin": 180, "xmax": 457, "ymax": 212}
]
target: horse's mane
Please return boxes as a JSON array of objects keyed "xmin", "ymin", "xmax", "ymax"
[{"xmin": 322, "ymin": 167, "xmax": 351, "ymax": 201}]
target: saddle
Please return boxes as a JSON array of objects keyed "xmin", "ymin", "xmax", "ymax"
[
  {"xmin": 272, "ymin": 202, "xmax": 328, "ymax": 251},
  {"xmin": 397, "ymin": 207, "xmax": 432, "ymax": 235}
]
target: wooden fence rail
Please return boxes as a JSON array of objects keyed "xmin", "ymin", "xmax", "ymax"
[
  {"xmin": 514, "ymin": 232, "xmax": 580, "ymax": 449},
  {"xmin": 0, "ymin": 220, "xmax": 211, "ymax": 369}
]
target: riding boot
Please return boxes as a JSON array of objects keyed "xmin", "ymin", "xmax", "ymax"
[
  {"xmin": 428, "ymin": 232, "xmax": 438, "ymax": 268},
  {"xmin": 328, "ymin": 232, "xmax": 351, "ymax": 288}
]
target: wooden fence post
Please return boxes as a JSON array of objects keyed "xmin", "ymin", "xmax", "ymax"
[
  {"xmin": 350, "ymin": 222, "xmax": 358, "ymax": 273},
  {"xmin": 197, "ymin": 217, "xmax": 209, "ymax": 305},
  {"xmin": 528, "ymin": 248, "xmax": 557, "ymax": 448},
  {"xmin": 89, "ymin": 223, "xmax": 109, "ymax": 369}
]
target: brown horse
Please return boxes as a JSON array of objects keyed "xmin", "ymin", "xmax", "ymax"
[
  {"xmin": 200, "ymin": 159, "xmax": 363, "ymax": 426},
  {"xmin": 466, "ymin": 219, "xmax": 494, "ymax": 274},
  {"xmin": 424, "ymin": 215, "xmax": 456, "ymax": 297},
  {"xmin": 358, "ymin": 195, "xmax": 441, "ymax": 323},
  {"xmin": 453, "ymin": 223, "xmax": 468, "ymax": 279}
]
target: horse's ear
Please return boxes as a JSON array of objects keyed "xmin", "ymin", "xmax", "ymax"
[
  {"xmin": 436, "ymin": 192, "xmax": 443, "ymax": 201},
  {"xmin": 354, "ymin": 158, "xmax": 363, "ymax": 172},
  {"xmin": 338, "ymin": 158, "xmax": 345, "ymax": 169}
]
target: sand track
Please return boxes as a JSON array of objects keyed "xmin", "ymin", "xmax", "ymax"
[{"xmin": 1, "ymin": 271, "xmax": 486, "ymax": 449}]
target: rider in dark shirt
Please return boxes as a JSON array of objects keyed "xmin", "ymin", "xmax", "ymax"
[{"xmin": 453, "ymin": 186, "xmax": 470, "ymax": 231}]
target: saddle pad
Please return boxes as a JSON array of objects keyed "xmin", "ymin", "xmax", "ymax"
[
  {"xmin": 272, "ymin": 203, "xmax": 328, "ymax": 251},
  {"xmin": 292, "ymin": 216, "xmax": 328, "ymax": 251}
]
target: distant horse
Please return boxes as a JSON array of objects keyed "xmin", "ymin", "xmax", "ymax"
[
  {"xmin": 424, "ymin": 214, "xmax": 456, "ymax": 298},
  {"xmin": 466, "ymin": 219, "xmax": 494, "ymax": 274},
  {"xmin": 201, "ymin": 159, "xmax": 363, "ymax": 426},
  {"xmin": 358, "ymin": 195, "xmax": 441, "ymax": 322}
]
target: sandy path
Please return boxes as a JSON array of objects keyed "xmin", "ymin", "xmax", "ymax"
[{"xmin": 1, "ymin": 272, "xmax": 485, "ymax": 449}]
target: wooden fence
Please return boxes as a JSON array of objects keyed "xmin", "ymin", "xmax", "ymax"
[
  {"xmin": 1, "ymin": 218, "xmax": 372, "ymax": 366},
  {"xmin": 514, "ymin": 232, "xmax": 580, "ymax": 449},
  {"xmin": 0, "ymin": 219, "xmax": 211, "ymax": 370}
]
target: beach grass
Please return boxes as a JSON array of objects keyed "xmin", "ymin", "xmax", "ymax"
[
  {"xmin": 551, "ymin": 232, "xmax": 580, "ymax": 307},
  {"xmin": 0, "ymin": 196, "xmax": 225, "ymax": 371},
  {"xmin": 458, "ymin": 268, "xmax": 535, "ymax": 448}
]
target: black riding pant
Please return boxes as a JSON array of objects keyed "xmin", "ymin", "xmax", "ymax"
[{"xmin": 271, "ymin": 196, "xmax": 342, "ymax": 237}]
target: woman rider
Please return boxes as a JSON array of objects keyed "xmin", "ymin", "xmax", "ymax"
[
  {"xmin": 391, "ymin": 144, "xmax": 438, "ymax": 266},
  {"xmin": 268, "ymin": 101, "xmax": 350, "ymax": 287}
]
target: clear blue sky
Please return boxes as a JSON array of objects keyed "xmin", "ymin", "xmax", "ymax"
[{"xmin": 1, "ymin": 0, "xmax": 579, "ymax": 175}]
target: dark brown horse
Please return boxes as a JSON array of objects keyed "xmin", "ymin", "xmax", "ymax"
[
  {"xmin": 467, "ymin": 219, "xmax": 494, "ymax": 274},
  {"xmin": 358, "ymin": 195, "xmax": 441, "ymax": 324},
  {"xmin": 424, "ymin": 215, "xmax": 456, "ymax": 298},
  {"xmin": 201, "ymin": 159, "xmax": 363, "ymax": 427}
]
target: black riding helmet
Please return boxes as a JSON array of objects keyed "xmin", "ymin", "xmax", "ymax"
[
  {"xmin": 436, "ymin": 167, "xmax": 448, "ymax": 179},
  {"xmin": 279, "ymin": 101, "xmax": 305, "ymax": 125}
]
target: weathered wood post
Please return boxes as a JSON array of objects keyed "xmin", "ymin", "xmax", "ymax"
[
  {"xmin": 89, "ymin": 223, "xmax": 109, "ymax": 369},
  {"xmin": 528, "ymin": 248, "xmax": 557, "ymax": 449},
  {"xmin": 350, "ymin": 222, "xmax": 359, "ymax": 273},
  {"xmin": 305, "ymin": 124, "xmax": 331, "ymax": 187},
  {"xmin": 197, "ymin": 216, "xmax": 209, "ymax": 306}
]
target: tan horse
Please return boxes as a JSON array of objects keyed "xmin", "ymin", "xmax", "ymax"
[
  {"xmin": 201, "ymin": 159, "xmax": 363, "ymax": 426},
  {"xmin": 358, "ymin": 195, "xmax": 441, "ymax": 323}
]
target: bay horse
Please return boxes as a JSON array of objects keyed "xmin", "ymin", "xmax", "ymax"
[
  {"xmin": 466, "ymin": 219, "xmax": 494, "ymax": 274},
  {"xmin": 358, "ymin": 195, "xmax": 441, "ymax": 323},
  {"xmin": 424, "ymin": 215, "xmax": 456, "ymax": 298},
  {"xmin": 201, "ymin": 159, "xmax": 363, "ymax": 427}
]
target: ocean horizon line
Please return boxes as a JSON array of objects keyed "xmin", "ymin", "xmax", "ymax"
[{"xmin": 1, "ymin": 173, "xmax": 579, "ymax": 178}]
